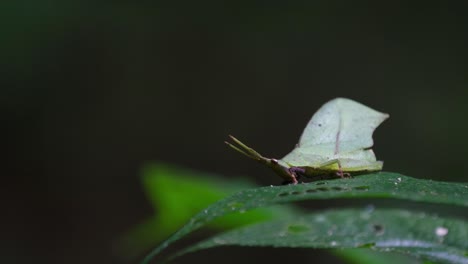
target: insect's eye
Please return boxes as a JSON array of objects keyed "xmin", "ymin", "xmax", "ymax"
[{"xmin": 270, "ymin": 159, "xmax": 278, "ymax": 164}]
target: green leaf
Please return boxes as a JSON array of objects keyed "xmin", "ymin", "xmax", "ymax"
[
  {"xmin": 141, "ymin": 172, "xmax": 468, "ymax": 263},
  {"xmin": 175, "ymin": 209, "xmax": 468, "ymax": 264}
]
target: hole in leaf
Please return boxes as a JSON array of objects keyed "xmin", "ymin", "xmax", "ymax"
[
  {"xmin": 288, "ymin": 225, "xmax": 310, "ymax": 233},
  {"xmin": 354, "ymin": 186, "xmax": 370, "ymax": 191},
  {"xmin": 278, "ymin": 192, "xmax": 289, "ymax": 197},
  {"xmin": 306, "ymin": 189, "xmax": 317, "ymax": 193},
  {"xmin": 372, "ymin": 224, "xmax": 385, "ymax": 235},
  {"xmin": 315, "ymin": 182, "xmax": 326, "ymax": 185},
  {"xmin": 317, "ymin": 187, "xmax": 329, "ymax": 191},
  {"xmin": 291, "ymin": 191, "xmax": 302, "ymax": 195},
  {"xmin": 331, "ymin": 186, "xmax": 344, "ymax": 191}
]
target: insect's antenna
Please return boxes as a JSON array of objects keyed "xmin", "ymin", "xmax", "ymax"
[
  {"xmin": 225, "ymin": 135, "xmax": 266, "ymax": 162},
  {"xmin": 225, "ymin": 141, "xmax": 253, "ymax": 158}
]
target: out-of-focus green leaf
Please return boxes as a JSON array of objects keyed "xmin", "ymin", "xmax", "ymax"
[
  {"xmin": 173, "ymin": 209, "xmax": 468, "ymax": 264},
  {"xmin": 141, "ymin": 172, "xmax": 468, "ymax": 263},
  {"xmin": 116, "ymin": 163, "xmax": 295, "ymax": 258}
]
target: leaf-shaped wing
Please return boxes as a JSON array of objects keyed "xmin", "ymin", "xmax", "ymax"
[
  {"xmin": 310, "ymin": 149, "xmax": 384, "ymax": 171},
  {"xmin": 281, "ymin": 98, "xmax": 388, "ymax": 167}
]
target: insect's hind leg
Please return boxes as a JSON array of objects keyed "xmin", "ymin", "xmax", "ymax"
[
  {"xmin": 335, "ymin": 160, "xmax": 351, "ymax": 178},
  {"xmin": 317, "ymin": 159, "xmax": 351, "ymax": 178}
]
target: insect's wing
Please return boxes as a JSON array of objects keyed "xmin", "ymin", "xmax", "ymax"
[
  {"xmin": 301, "ymin": 150, "xmax": 384, "ymax": 176},
  {"xmin": 298, "ymin": 98, "xmax": 389, "ymax": 152},
  {"xmin": 281, "ymin": 98, "xmax": 388, "ymax": 167},
  {"xmin": 335, "ymin": 149, "xmax": 383, "ymax": 171}
]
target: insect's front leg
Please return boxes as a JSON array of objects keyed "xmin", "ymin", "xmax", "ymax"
[
  {"xmin": 269, "ymin": 159, "xmax": 298, "ymax": 184},
  {"xmin": 288, "ymin": 167, "xmax": 306, "ymax": 179},
  {"xmin": 280, "ymin": 166, "xmax": 309, "ymax": 184}
]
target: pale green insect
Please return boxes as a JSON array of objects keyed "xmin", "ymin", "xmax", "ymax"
[{"xmin": 225, "ymin": 98, "xmax": 389, "ymax": 184}]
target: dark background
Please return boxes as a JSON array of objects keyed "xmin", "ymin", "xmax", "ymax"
[{"xmin": 3, "ymin": 1, "xmax": 468, "ymax": 263}]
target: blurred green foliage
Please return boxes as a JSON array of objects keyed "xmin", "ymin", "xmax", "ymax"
[{"xmin": 117, "ymin": 163, "xmax": 297, "ymax": 258}]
